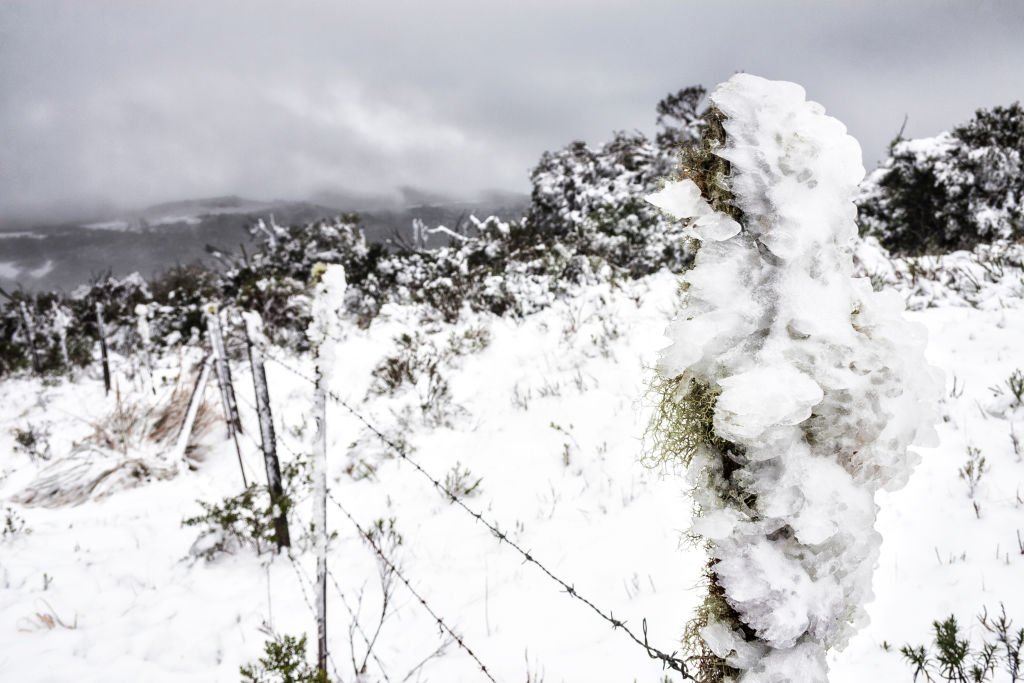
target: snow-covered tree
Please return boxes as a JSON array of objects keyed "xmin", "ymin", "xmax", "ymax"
[
  {"xmin": 858, "ymin": 102, "xmax": 1024, "ymax": 254},
  {"xmin": 646, "ymin": 74, "xmax": 940, "ymax": 681}
]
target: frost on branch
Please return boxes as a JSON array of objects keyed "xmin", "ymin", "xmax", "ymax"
[{"xmin": 646, "ymin": 74, "xmax": 940, "ymax": 681}]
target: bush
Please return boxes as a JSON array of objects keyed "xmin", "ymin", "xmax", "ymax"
[
  {"xmin": 859, "ymin": 103, "xmax": 1024, "ymax": 254},
  {"xmin": 901, "ymin": 606, "xmax": 1022, "ymax": 682},
  {"xmin": 240, "ymin": 634, "xmax": 328, "ymax": 683},
  {"xmin": 183, "ymin": 461, "xmax": 301, "ymax": 559}
]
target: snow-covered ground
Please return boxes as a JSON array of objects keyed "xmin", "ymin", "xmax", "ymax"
[{"xmin": 0, "ymin": 270, "xmax": 1022, "ymax": 682}]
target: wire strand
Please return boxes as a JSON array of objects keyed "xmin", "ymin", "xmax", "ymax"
[{"xmin": 265, "ymin": 351, "xmax": 693, "ymax": 680}]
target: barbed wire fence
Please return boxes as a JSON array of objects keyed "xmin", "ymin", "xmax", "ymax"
[{"xmin": 260, "ymin": 348, "xmax": 695, "ymax": 682}]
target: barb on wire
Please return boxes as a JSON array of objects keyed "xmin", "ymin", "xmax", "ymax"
[
  {"xmin": 265, "ymin": 351, "xmax": 693, "ymax": 680},
  {"xmin": 327, "ymin": 491, "xmax": 496, "ymax": 683}
]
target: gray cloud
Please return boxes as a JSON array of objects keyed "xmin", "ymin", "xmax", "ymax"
[{"xmin": 2, "ymin": 0, "xmax": 1022, "ymax": 221}]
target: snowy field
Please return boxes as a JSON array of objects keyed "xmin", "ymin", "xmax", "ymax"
[{"xmin": 1, "ymin": 268, "xmax": 1021, "ymax": 682}]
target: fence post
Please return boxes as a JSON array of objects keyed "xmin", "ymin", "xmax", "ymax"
[
  {"xmin": 242, "ymin": 311, "xmax": 291, "ymax": 550},
  {"xmin": 174, "ymin": 353, "xmax": 213, "ymax": 460},
  {"xmin": 52, "ymin": 303, "xmax": 71, "ymax": 374},
  {"xmin": 18, "ymin": 301, "xmax": 41, "ymax": 374},
  {"xmin": 206, "ymin": 304, "xmax": 248, "ymax": 488},
  {"xmin": 313, "ymin": 354, "xmax": 328, "ymax": 674},
  {"xmin": 308, "ymin": 263, "xmax": 347, "ymax": 678},
  {"xmin": 95, "ymin": 302, "xmax": 111, "ymax": 394},
  {"xmin": 135, "ymin": 303, "xmax": 155, "ymax": 393}
]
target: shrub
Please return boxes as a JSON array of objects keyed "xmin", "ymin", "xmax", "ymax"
[
  {"xmin": 901, "ymin": 606, "xmax": 1022, "ymax": 682},
  {"xmin": 183, "ymin": 461, "xmax": 302, "ymax": 559},
  {"xmin": 858, "ymin": 102, "xmax": 1024, "ymax": 255},
  {"xmin": 239, "ymin": 634, "xmax": 328, "ymax": 683}
]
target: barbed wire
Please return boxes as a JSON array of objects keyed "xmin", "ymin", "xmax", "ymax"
[
  {"xmin": 264, "ymin": 350, "xmax": 694, "ymax": 681},
  {"xmin": 286, "ymin": 553, "xmax": 343, "ymax": 682},
  {"xmin": 326, "ymin": 490, "xmax": 496, "ymax": 683},
  {"xmin": 275, "ymin": 435, "xmax": 441, "ymax": 683},
  {"xmin": 325, "ymin": 568, "xmax": 395, "ymax": 683}
]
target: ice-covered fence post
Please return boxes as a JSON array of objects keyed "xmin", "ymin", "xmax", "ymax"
[
  {"xmin": 306, "ymin": 262, "xmax": 346, "ymax": 678},
  {"xmin": 242, "ymin": 311, "xmax": 291, "ymax": 550},
  {"xmin": 95, "ymin": 302, "xmax": 111, "ymax": 394},
  {"xmin": 645, "ymin": 74, "xmax": 940, "ymax": 682},
  {"xmin": 52, "ymin": 303, "xmax": 71, "ymax": 374},
  {"xmin": 18, "ymin": 301, "xmax": 41, "ymax": 374},
  {"xmin": 135, "ymin": 303, "xmax": 155, "ymax": 392},
  {"xmin": 205, "ymin": 303, "xmax": 248, "ymax": 488}
]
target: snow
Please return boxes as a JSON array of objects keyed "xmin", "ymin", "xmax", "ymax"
[
  {"xmin": 80, "ymin": 220, "xmax": 132, "ymax": 232},
  {"xmin": 0, "ymin": 262, "xmax": 1021, "ymax": 681},
  {"xmin": 0, "ymin": 232, "xmax": 45, "ymax": 240}
]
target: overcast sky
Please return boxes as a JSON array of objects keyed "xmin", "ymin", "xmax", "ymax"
[{"xmin": 1, "ymin": 0, "xmax": 1022, "ymax": 221}]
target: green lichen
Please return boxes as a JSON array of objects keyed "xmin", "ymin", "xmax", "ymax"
[
  {"xmin": 645, "ymin": 104, "xmax": 760, "ymax": 681},
  {"xmin": 643, "ymin": 375, "xmax": 729, "ymax": 470}
]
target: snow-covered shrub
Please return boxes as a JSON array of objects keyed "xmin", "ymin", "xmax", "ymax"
[
  {"xmin": 69, "ymin": 272, "xmax": 152, "ymax": 354},
  {"xmin": 220, "ymin": 215, "xmax": 383, "ymax": 346},
  {"xmin": 11, "ymin": 422, "xmax": 52, "ymax": 461},
  {"xmin": 148, "ymin": 263, "xmax": 221, "ymax": 346},
  {"xmin": 368, "ymin": 325, "xmax": 489, "ymax": 426},
  {"xmin": 854, "ymin": 237, "xmax": 1024, "ymax": 311},
  {"xmin": 646, "ymin": 74, "xmax": 940, "ymax": 681},
  {"xmin": 526, "ymin": 130, "xmax": 689, "ymax": 278},
  {"xmin": 183, "ymin": 460, "xmax": 304, "ymax": 559},
  {"xmin": 858, "ymin": 102, "xmax": 1024, "ymax": 254},
  {"xmin": 2, "ymin": 507, "xmax": 30, "ymax": 540},
  {"xmin": 0, "ymin": 291, "xmax": 92, "ymax": 376}
]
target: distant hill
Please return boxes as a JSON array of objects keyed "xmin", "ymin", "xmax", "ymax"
[{"xmin": 0, "ymin": 193, "xmax": 529, "ymax": 293}]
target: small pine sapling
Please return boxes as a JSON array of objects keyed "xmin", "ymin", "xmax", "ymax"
[{"xmin": 239, "ymin": 634, "xmax": 328, "ymax": 683}]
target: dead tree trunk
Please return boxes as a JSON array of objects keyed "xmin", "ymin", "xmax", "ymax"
[
  {"xmin": 95, "ymin": 302, "xmax": 111, "ymax": 394},
  {"xmin": 242, "ymin": 311, "xmax": 290, "ymax": 550}
]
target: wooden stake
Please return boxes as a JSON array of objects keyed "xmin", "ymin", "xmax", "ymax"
[
  {"xmin": 313, "ymin": 364, "xmax": 328, "ymax": 675},
  {"xmin": 95, "ymin": 302, "xmax": 111, "ymax": 394},
  {"xmin": 206, "ymin": 305, "xmax": 248, "ymax": 488},
  {"xmin": 18, "ymin": 301, "xmax": 41, "ymax": 374},
  {"xmin": 242, "ymin": 311, "xmax": 291, "ymax": 550}
]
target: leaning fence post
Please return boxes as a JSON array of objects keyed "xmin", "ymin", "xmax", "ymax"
[
  {"xmin": 95, "ymin": 302, "xmax": 111, "ymax": 394},
  {"xmin": 307, "ymin": 263, "xmax": 347, "ymax": 678},
  {"xmin": 242, "ymin": 311, "xmax": 291, "ymax": 550},
  {"xmin": 206, "ymin": 303, "xmax": 248, "ymax": 488},
  {"xmin": 174, "ymin": 353, "xmax": 213, "ymax": 460}
]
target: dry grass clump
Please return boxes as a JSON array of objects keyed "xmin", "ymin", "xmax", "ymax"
[{"xmin": 14, "ymin": 364, "xmax": 215, "ymax": 507}]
